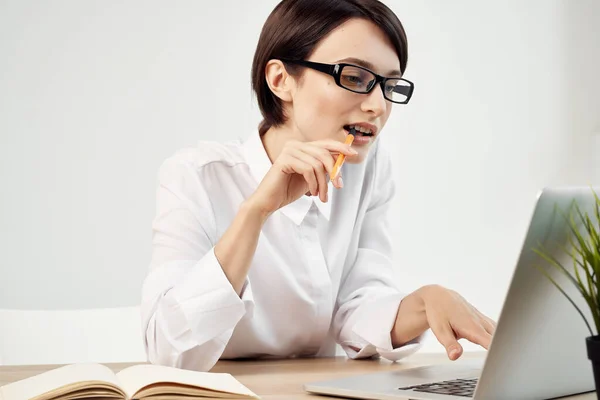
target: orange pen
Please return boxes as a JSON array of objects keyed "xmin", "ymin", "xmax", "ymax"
[{"xmin": 330, "ymin": 127, "xmax": 356, "ymax": 182}]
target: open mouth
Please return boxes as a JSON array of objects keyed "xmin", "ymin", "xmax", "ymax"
[{"xmin": 343, "ymin": 125, "xmax": 374, "ymax": 137}]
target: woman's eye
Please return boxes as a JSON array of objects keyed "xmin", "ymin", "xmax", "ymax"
[{"xmin": 343, "ymin": 75, "xmax": 363, "ymax": 86}]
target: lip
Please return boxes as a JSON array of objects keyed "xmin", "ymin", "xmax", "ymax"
[
  {"xmin": 345, "ymin": 122, "xmax": 378, "ymax": 137},
  {"xmin": 349, "ymin": 134, "xmax": 373, "ymax": 146}
]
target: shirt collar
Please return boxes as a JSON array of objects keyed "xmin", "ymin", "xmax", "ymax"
[{"xmin": 242, "ymin": 131, "xmax": 332, "ymax": 225}]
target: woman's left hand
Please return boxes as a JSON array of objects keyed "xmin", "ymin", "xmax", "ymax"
[{"xmin": 392, "ymin": 284, "xmax": 497, "ymax": 361}]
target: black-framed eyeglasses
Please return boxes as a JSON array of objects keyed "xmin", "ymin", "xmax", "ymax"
[{"xmin": 280, "ymin": 59, "xmax": 414, "ymax": 104}]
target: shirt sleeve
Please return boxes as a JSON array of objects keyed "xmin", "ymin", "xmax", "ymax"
[
  {"xmin": 140, "ymin": 154, "xmax": 254, "ymax": 372},
  {"xmin": 332, "ymin": 141, "xmax": 428, "ymax": 361}
]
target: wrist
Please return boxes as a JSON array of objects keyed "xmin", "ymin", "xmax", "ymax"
[
  {"xmin": 240, "ymin": 197, "xmax": 272, "ymax": 224},
  {"xmin": 391, "ymin": 289, "xmax": 428, "ymax": 347}
]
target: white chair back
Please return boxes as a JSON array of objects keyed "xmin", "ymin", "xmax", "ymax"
[{"xmin": 0, "ymin": 306, "xmax": 146, "ymax": 365}]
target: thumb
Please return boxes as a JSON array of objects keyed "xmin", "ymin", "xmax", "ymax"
[
  {"xmin": 334, "ymin": 174, "xmax": 343, "ymax": 189},
  {"xmin": 432, "ymin": 322, "xmax": 463, "ymax": 360}
]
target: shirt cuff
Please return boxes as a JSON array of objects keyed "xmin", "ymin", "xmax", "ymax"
[
  {"xmin": 168, "ymin": 247, "xmax": 256, "ymax": 341},
  {"xmin": 239, "ymin": 277, "xmax": 255, "ymax": 318},
  {"xmin": 342, "ymin": 292, "xmax": 426, "ymax": 361}
]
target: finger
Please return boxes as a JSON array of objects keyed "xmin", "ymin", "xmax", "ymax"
[
  {"xmin": 334, "ymin": 173, "xmax": 343, "ymax": 189},
  {"xmin": 472, "ymin": 308, "xmax": 497, "ymax": 336},
  {"xmin": 289, "ymin": 152, "xmax": 326, "ymax": 201},
  {"xmin": 313, "ymin": 139, "xmax": 358, "ymax": 157},
  {"xmin": 429, "ymin": 320, "xmax": 463, "ymax": 361},
  {"xmin": 291, "ymin": 149, "xmax": 329, "ymax": 202},
  {"xmin": 304, "ymin": 145, "xmax": 336, "ymax": 177},
  {"xmin": 285, "ymin": 154, "xmax": 318, "ymax": 196},
  {"xmin": 316, "ymin": 163, "xmax": 328, "ymax": 202},
  {"xmin": 461, "ymin": 324, "xmax": 493, "ymax": 350},
  {"xmin": 303, "ymin": 145, "xmax": 339, "ymax": 188},
  {"xmin": 480, "ymin": 316, "xmax": 497, "ymax": 336},
  {"xmin": 299, "ymin": 148, "xmax": 330, "ymax": 199}
]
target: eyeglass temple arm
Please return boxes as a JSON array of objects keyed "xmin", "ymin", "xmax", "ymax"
[
  {"xmin": 281, "ymin": 59, "xmax": 335, "ymax": 75},
  {"xmin": 393, "ymin": 85, "xmax": 412, "ymax": 96}
]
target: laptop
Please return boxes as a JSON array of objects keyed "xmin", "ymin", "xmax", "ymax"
[{"xmin": 304, "ymin": 186, "xmax": 598, "ymax": 399}]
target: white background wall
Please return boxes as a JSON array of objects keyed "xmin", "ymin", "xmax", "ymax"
[{"xmin": 0, "ymin": 0, "xmax": 598, "ymax": 354}]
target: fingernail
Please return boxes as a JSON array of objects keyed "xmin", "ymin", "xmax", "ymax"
[
  {"xmin": 349, "ymin": 147, "xmax": 358, "ymax": 155},
  {"xmin": 338, "ymin": 176, "xmax": 344, "ymax": 188}
]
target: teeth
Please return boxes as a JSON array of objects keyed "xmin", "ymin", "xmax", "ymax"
[{"xmin": 348, "ymin": 125, "xmax": 372, "ymax": 134}]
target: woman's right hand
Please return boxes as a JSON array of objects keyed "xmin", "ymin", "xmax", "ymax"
[{"xmin": 247, "ymin": 139, "xmax": 358, "ymax": 218}]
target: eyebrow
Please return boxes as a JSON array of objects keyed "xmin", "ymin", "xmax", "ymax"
[{"xmin": 336, "ymin": 57, "xmax": 402, "ymax": 77}]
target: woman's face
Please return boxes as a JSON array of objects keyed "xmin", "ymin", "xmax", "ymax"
[{"xmin": 286, "ymin": 18, "xmax": 402, "ymax": 164}]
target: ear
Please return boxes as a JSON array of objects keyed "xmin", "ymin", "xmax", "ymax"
[{"xmin": 264, "ymin": 59, "xmax": 295, "ymax": 102}]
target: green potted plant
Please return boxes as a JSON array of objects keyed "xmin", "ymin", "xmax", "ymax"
[{"xmin": 533, "ymin": 188, "xmax": 600, "ymax": 396}]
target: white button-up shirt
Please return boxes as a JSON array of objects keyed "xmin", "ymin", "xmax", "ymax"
[{"xmin": 140, "ymin": 131, "xmax": 424, "ymax": 371}]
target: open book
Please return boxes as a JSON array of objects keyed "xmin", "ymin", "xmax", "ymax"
[{"xmin": 0, "ymin": 363, "xmax": 260, "ymax": 400}]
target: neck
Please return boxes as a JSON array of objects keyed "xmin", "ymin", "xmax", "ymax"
[{"xmin": 261, "ymin": 123, "xmax": 304, "ymax": 164}]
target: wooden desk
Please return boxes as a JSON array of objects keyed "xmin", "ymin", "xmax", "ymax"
[{"xmin": 0, "ymin": 352, "xmax": 595, "ymax": 399}]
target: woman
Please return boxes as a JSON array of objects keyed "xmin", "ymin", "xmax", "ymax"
[{"xmin": 141, "ymin": 0, "xmax": 496, "ymax": 372}]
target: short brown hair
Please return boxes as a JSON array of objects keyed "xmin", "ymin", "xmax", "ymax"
[{"xmin": 251, "ymin": 0, "xmax": 408, "ymax": 135}]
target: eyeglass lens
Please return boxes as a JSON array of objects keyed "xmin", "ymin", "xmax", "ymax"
[{"xmin": 339, "ymin": 65, "xmax": 410, "ymax": 103}]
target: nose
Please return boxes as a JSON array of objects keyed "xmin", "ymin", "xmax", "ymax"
[{"xmin": 360, "ymin": 83, "xmax": 387, "ymax": 117}]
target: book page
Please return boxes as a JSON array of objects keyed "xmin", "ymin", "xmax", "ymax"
[
  {"xmin": 116, "ymin": 364, "xmax": 259, "ymax": 399},
  {"xmin": 0, "ymin": 363, "xmax": 125, "ymax": 400}
]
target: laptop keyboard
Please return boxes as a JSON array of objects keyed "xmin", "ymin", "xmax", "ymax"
[{"xmin": 398, "ymin": 377, "xmax": 478, "ymax": 398}]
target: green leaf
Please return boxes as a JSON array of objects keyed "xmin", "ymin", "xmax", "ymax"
[
  {"xmin": 569, "ymin": 204, "xmax": 600, "ymax": 331},
  {"xmin": 534, "ymin": 243, "xmax": 590, "ymax": 300},
  {"xmin": 533, "ymin": 188, "xmax": 600, "ymax": 335}
]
